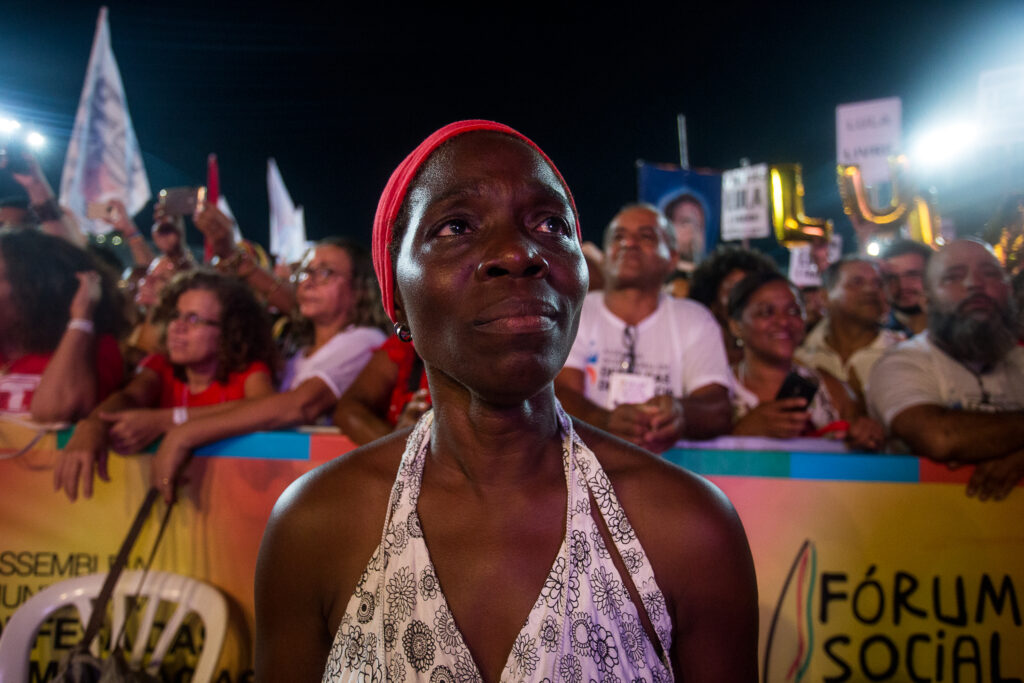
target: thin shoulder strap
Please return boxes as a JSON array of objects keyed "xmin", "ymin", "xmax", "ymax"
[{"xmin": 80, "ymin": 488, "xmax": 169, "ymax": 648}]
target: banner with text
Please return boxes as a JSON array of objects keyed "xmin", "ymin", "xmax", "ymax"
[
  {"xmin": 836, "ymin": 97, "xmax": 902, "ymax": 186},
  {"xmin": 721, "ymin": 163, "xmax": 770, "ymax": 241}
]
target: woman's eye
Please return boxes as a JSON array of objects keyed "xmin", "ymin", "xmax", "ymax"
[
  {"xmin": 537, "ymin": 216, "xmax": 570, "ymax": 235},
  {"xmin": 436, "ymin": 219, "xmax": 471, "ymax": 237}
]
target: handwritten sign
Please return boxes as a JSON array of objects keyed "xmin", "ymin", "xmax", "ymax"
[{"xmin": 836, "ymin": 97, "xmax": 902, "ymax": 186}]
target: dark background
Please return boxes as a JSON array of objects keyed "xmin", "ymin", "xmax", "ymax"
[{"xmin": 2, "ymin": 0, "xmax": 1023, "ymax": 253}]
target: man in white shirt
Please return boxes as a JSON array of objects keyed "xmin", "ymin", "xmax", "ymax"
[
  {"xmin": 555, "ymin": 204, "xmax": 732, "ymax": 451},
  {"xmin": 868, "ymin": 239, "xmax": 1024, "ymax": 500}
]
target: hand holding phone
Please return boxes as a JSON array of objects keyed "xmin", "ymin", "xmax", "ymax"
[{"xmin": 775, "ymin": 369, "xmax": 818, "ymax": 409}]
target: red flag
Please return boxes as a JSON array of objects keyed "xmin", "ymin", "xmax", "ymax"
[{"xmin": 204, "ymin": 153, "xmax": 219, "ymax": 261}]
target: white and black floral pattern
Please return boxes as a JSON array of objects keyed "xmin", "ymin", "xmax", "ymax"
[{"xmin": 322, "ymin": 406, "xmax": 674, "ymax": 682}]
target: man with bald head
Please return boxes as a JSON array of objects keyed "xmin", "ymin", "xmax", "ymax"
[
  {"xmin": 868, "ymin": 239, "xmax": 1024, "ymax": 500},
  {"xmin": 555, "ymin": 203, "xmax": 733, "ymax": 451}
]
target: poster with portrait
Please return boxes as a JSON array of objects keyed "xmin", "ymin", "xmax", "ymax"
[{"xmin": 636, "ymin": 162, "xmax": 722, "ymax": 268}]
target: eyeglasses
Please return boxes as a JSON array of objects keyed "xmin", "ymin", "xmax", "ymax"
[
  {"xmin": 168, "ymin": 311, "xmax": 220, "ymax": 328},
  {"xmin": 291, "ymin": 266, "xmax": 347, "ymax": 286},
  {"xmin": 620, "ymin": 325, "xmax": 637, "ymax": 374}
]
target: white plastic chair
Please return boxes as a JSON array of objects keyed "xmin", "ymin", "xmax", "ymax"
[{"xmin": 0, "ymin": 570, "xmax": 228, "ymax": 683}]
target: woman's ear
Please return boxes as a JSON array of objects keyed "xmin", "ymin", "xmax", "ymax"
[{"xmin": 728, "ymin": 318, "xmax": 743, "ymax": 342}]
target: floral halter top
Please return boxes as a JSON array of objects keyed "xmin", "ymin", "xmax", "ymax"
[{"xmin": 323, "ymin": 404, "xmax": 675, "ymax": 682}]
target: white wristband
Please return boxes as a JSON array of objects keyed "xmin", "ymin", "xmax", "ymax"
[
  {"xmin": 172, "ymin": 407, "xmax": 188, "ymax": 425},
  {"xmin": 67, "ymin": 318, "xmax": 95, "ymax": 334}
]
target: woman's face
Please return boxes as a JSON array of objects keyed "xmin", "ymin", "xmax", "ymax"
[
  {"xmin": 394, "ymin": 132, "xmax": 588, "ymax": 403},
  {"xmin": 295, "ymin": 245, "xmax": 355, "ymax": 326},
  {"xmin": 732, "ymin": 280, "xmax": 806, "ymax": 365},
  {"xmin": 166, "ymin": 288, "xmax": 223, "ymax": 368}
]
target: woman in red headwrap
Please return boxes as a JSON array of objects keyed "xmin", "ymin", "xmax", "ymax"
[{"xmin": 255, "ymin": 121, "xmax": 757, "ymax": 682}]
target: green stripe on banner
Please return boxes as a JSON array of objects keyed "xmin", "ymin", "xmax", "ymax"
[{"xmin": 664, "ymin": 449, "xmax": 792, "ymax": 478}]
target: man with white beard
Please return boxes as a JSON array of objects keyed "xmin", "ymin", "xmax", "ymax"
[{"xmin": 868, "ymin": 239, "xmax": 1024, "ymax": 500}]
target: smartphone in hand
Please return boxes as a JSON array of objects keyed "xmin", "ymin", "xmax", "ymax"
[{"xmin": 776, "ymin": 369, "xmax": 818, "ymax": 408}]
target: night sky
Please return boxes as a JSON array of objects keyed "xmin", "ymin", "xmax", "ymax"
[{"xmin": 3, "ymin": 0, "xmax": 1023, "ymax": 253}]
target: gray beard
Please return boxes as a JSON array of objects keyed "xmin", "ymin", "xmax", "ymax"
[{"xmin": 929, "ymin": 301, "xmax": 1018, "ymax": 369}]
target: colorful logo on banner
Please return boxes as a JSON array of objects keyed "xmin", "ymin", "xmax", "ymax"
[
  {"xmin": 763, "ymin": 541, "xmax": 1023, "ymax": 682},
  {"xmin": 636, "ymin": 163, "xmax": 722, "ymax": 262}
]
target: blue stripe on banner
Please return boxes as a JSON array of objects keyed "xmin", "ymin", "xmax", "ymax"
[
  {"xmin": 194, "ymin": 431, "xmax": 310, "ymax": 460},
  {"xmin": 789, "ymin": 452, "xmax": 919, "ymax": 482}
]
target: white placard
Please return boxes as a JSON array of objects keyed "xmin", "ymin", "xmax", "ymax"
[
  {"xmin": 787, "ymin": 234, "xmax": 843, "ymax": 287},
  {"xmin": 979, "ymin": 66, "xmax": 1024, "ymax": 145},
  {"xmin": 721, "ymin": 163, "xmax": 769, "ymax": 241},
  {"xmin": 836, "ymin": 97, "xmax": 902, "ymax": 186}
]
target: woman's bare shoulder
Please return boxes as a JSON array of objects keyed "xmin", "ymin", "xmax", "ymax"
[
  {"xmin": 257, "ymin": 429, "xmax": 410, "ymax": 612},
  {"xmin": 572, "ymin": 419, "xmax": 759, "ymax": 677},
  {"xmin": 572, "ymin": 418, "xmax": 752, "ymax": 574}
]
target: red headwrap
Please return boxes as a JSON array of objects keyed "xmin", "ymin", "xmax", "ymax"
[{"xmin": 371, "ymin": 120, "xmax": 581, "ymax": 323}]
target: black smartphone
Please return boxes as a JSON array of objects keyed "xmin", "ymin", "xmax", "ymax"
[
  {"xmin": 776, "ymin": 369, "xmax": 818, "ymax": 407},
  {"xmin": 158, "ymin": 186, "xmax": 205, "ymax": 216}
]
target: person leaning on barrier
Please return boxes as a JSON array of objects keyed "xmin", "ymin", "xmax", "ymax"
[
  {"xmin": 727, "ymin": 271, "xmax": 884, "ymax": 449},
  {"xmin": 554, "ymin": 204, "xmax": 733, "ymax": 452},
  {"xmin": 54, "ymin": 268, "xmax": 276, "ymax": 502},
  {"xmin": 868, "ymin": 239, "xmax": 1024, "ymax": 501},
  {"xmin": 151, "ymin": 238, "xmax": 390, "ymax": 502},
  {"xmin": 795, "ymin": 256, "xmax": 903, "ymax": 406},
  {"xmin": 0, "ymin": 228, "xmax": 128, "ymax": 422}
]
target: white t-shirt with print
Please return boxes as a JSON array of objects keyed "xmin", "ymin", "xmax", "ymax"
[{"xmin": 564, "ymin": 292, "xmax": 732, "ymax": 410}]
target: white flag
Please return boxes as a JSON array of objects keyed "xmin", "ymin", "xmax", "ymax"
[
  {"xmin": 59, "ymin": 6, "xmax": 150, "ymax": 233},
  {"xmin": 216, "ymin": 195, "xmax": 244, "ymax": 244},
  {"xmin": 267, "ymin": 158, "xmax": 307, "ymax": 263}
]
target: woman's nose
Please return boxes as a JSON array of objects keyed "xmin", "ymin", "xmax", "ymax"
[{"xmin": 476, "ymin": 225, "xmax": 550, "ymax": 280}]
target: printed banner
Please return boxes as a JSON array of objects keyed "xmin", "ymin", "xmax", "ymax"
[
  {"xmin": 836, "ymin": 97, "xmax": 902, "ymax": 187},
  {"xmin": 721, "ymin": 164, "xmax": 770, "ymax": 241},
  {"xmin": 2, "ymin": 425, "xmax": 1022, "ymax": 681},
  {"xmin": 636, "ymin": 162, "xmax": 722, "ymax": 262}
]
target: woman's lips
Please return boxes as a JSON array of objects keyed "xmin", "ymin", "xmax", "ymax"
[{"xmin": 473, "ymin": 299, "xmax": 558, "ymax": 334}]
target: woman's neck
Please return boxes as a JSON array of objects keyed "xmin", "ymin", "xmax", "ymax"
[
  {"xmin": 427, "ymin": 381, "xmax": 565, "ymax": 490},
  {"xmin": 309, "ymin": 315, "xmax": 351, "ymax": 355},
  {"xmin": 738, "ymin": 353, "xmax": 791, "ymax": 402},
  {"xmin": 185, "ymin": 359, "xmax": 219, "ymax": 394}
]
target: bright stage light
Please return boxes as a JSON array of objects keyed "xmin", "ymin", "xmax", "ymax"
[
  {"xmin": 0, "ymin": 117, "xmax": 21, "ymax": 134},
  {"xmin": 910, "ymin": 122, "xmax": 978, "ymax": 169},
  {"xmin": 26, "ymin": 131, "xmax": 45, "ymax": 148},
  {"xmin": 866, "ymin": 240, "xmax": 881, "ymax": 257}
]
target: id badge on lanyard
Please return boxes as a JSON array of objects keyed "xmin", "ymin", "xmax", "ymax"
[{"xmin": 606, "ymin": 324, "xmax": 656, "ymax": 407}]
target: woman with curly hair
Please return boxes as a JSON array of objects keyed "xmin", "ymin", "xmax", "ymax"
[
  {"xmin": 150, "ymin": 238, "xmax": 389, "ymax": 499},
  {"xmin": 689, "ymin": 244, "xmax": 779, "ymax": 364},
  {"xmin": 54, "ymin": 268, "xmax": 277, "ymax": 501},
  {"xmin": 0, "ymin": 228, "xmax": 128, "ymax": 422}
]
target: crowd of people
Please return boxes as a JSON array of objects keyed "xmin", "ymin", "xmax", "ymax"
[
  {"xmin": 3, "ymin": 119, "xmax": 1024, "ymax": 679},
  {"xmin": 2, "ymin": 135, "xmax": 1024, "ymax": 507}
]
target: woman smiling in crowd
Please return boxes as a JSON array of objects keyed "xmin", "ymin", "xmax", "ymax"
[
  {"xmin": 255, "ymin": 121, "xmax": 757, "ymax": 681},
  {"xmin": 728, "ymin": 270, "xmax": 884, "ymax": 449}
]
